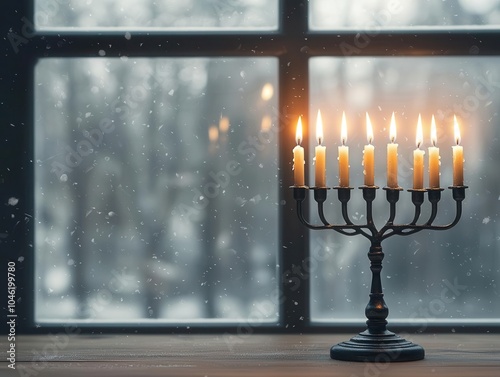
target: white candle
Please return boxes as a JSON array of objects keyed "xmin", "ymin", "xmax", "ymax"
[
  {"xmin": 387, "ymin": 112, "xmax": 398, "ymax": 188},
  {"xmin": 314, "ymin": 110, "xmax": 326, "ymax": 187},
  {"xmin": 428, "ymin": 115, "xmax": 440, "ymax": 188},
  {"xmin": 452, "ymin": 115, "xmax": 464, "ymax": 186},
  {"xmin": 413, "ymin": 114, "xmax": 425, "ymax": 189},
  {"xmin": 363, "ymin": 113, "xmax": 375, "ymax": 186},
  {"xmin": 293, "ymin": 116, "xmax": 305, "ymax": 186},
  {"xmin": 338, "ymin": 112, "xmax": 349, "ymax": 187}
]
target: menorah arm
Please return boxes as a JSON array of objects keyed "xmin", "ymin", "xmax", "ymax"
[
  {"xmin": 380, "ymin": 187, "xmax": 466, "ymax": 240},
  {"xmin": 408, "ymin": 189, "xmax": 426, "ymax": 225},
  {"xmin": 292, "ymin": 187, "xmax": 370, "ymax": 238},
  {"xmin": 296, "ymin": 196, "xmax": 368, "ymax": 236},
  {"xmin": 377, "ymin": 187, "xmax": 403, "ymax": 239},
  {"xmin": 424, "ymin": 188, "xmax": 443, "ymax": 225}
]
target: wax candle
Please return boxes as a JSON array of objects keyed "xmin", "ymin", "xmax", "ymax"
[
  {"xmin": 413, "ymin": 114, "xmax": 425, "ymax": 189},
  {"xmin": 363, "ymin": 113, "xmax": 375, "ymax": 186},
  {"xmin": 338, "ymin": 112, "xmax": 349, "ymax": 187},
  {"xmin": 293, "ymin": 116, "xmax": 305, "ymax": 186},
  {"xmin": 428, "ymin": 115, "xmax": 440, "ymax": 188},
  {"xmin": 315, "ymin": 110, "xmax": 326, "ymax": 187},
  {"xmin": 387, "ymin": 112, "xmax": 398, "ymax": 188},
  {"xmin": 452, "ymin": 115, "xmax": 464, "ymax": 186}
]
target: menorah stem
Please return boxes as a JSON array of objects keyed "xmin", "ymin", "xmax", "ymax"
[
  {"xmin": 365, "ymin": 242, "xmax": 388, "ymax": 334},
  {"xmin": 330, "ymin": 239, "xmax": 425, "ymax": 362}
]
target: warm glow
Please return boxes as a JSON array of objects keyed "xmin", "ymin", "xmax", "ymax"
[
  {"xmin": 431, "ymin": 115, "xmax": 437, "ymax": 147},
  {"xmin": 208, "ymin": 125, "xmax": 218, "ymax": 142},
  {"xmin": 219, "ymin": 116, "xmax": 230, "ymax": 133},
  {"xmin": 316, "ymin": 110, "xmax": 324, "ymax": 145},
  {"xmin": 390, "ymin": 112, "xmax": 397, "ymax": 143},
  {"xmin": 416, "ymin": 114, "xmax": 423, "ymax": 148},
  {"xmin": 296, "ymin": 116, "xmax": 303, "ymax": 145},
  {"xmin": 341, "ymin": 111, "xmax": 347, "ymax": 145},
  {"xmin": 261, "ymin": 83, "xmax": 274, "ymax": 101},
  {"xmin": 454, "ymin": 115, "xmax": 461, "ymax": 145},
  {"xmin": 261, "ymin": 115, "xmax": 272, "ymax": 132},
  {"xmin": 366, "ymin": 112, "xmax": 373, "ymax": 144}
]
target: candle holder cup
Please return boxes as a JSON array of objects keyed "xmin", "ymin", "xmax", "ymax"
[{"xmin": 290, "ymin": 184, "xmax": 467, "ymax": 362}]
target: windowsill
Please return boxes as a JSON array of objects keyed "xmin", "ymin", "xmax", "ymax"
[{"xmin": 9, "ymin": 333, "xmax": 500, "ymax": 376}]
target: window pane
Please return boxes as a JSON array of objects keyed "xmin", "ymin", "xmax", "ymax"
[
  {"xmin": 309, "ymin": 56, "xmax": 500, "ymax": 322},
  {"xmin": 310, "ymin": 0, "xmax": 500, "ymax": 30},
  {"xmin": 35, "ymin": 57, "xmax": 279, "ymax": 323},
  {"xmin": 35, "ymin": 0, "xmax": 278, "ymax": 30}
]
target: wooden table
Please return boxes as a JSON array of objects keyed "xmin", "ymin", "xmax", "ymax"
[{"xmin": 2, "ymin": 334, "xmax": 499, "ymax": 376}]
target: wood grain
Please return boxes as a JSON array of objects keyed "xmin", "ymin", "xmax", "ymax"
[{"xmin": 1, "ymin": 334, "xmax": 499, "ymax": 376}]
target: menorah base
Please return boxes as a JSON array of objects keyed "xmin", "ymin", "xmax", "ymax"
[{"xmin": 330, "ymin": 330, "xmax": 425, "ymax": 362}]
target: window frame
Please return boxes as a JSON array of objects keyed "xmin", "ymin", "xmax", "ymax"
[{"xmin": 3, "ymin": 0, "xmax": 500, "ymax": 334}]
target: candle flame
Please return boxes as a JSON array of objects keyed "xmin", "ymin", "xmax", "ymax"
[
  {"xmin": 296, "ymin": 116, "xmax": 303, "ymax": 145},
  {"xmin": 454, "ymin": 115, "xmax": 461, "ymax": 145},
  {"xmin": 431, "ymin": 114, "xmax": 437, "ymax": 147},
  {"xmin": 416, "ymin": 114, "xmax": 423, "ymax": 148},
  {"xmin": 366, "ymin": 112, "xmax": 373, "ymax": 144},
  {"xmin": 316, "ymin": 109, "xmax": 324, "ymax": 145},
  {"xmin": 390, "ymin": 112, "xmax": 397, "ymax": 143},
  {"xmin": 341, "ymin": 111, "xmax": 347, "ymax": 145}
]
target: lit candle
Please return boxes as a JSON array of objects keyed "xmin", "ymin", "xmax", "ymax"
[
  {"xmin": 293, "ymin": 116, "xmax": 305, "ymax": 186},
  {"xmin": 314, "ymin": 110, "xmax": 326, "ymax": 187},
  {"xmin": 413, "ymin": 114, "xmax": 425, "ymax": 189},
  {"xmin": 363, "ymin": 113, "xmax": 375, "ymax": 186},
  {"xmin": 428, "ymin": 115, "xmax": 440, "ymax": 188},
  {"xmin": 452, "ymin": 115, "xmax": 464, "ymax": 186},
  {"xmin": 338, "ymin": 112, "xmax": 349, "ymax": 187},
  {"xmin": 387, "ymin": 112, "xmax": 398, "ymax": 188}
]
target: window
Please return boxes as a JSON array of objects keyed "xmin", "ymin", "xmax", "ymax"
[
  {"xmin": 35, "ymin": 57, "xmax": 279, "ymax": 323},
  {"xmin": 310, "ymin": 0, "xmax": 500, "ymax": 29},
  {"xmin": 309, "ymin": 56, "xmax": 500, "ymax": 322},
  {"xmin": 4, "ymin": 0, "xmax": 500, "ymax": 333},
  {"xmin": 35, "ymin": 0, "xmax": 279, "ymax": 30}
]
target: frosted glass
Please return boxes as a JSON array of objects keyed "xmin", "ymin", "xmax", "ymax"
[
  {"xmin": 309, "ymin": 56, "xmax": 500, "ymax": 322},
  {"xmin": 35, "ymin": 57, "xmax": 279, "ymax": 322},
  {"xmin": 35, "ymin": 0, "xmax": 278, "ymax": 30},
  {"xmin": 310, "ymin": 0, "xmax": 500, "ymax": 30}
]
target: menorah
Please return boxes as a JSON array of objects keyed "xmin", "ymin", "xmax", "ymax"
[{"xmin": 291, "ymin": 184, "xmax": 467, "ymax": 362}]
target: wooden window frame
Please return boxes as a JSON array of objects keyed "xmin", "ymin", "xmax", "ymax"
[{"xmin": 3, "ymin": 0, "xmax": 500, "ymax": 334}]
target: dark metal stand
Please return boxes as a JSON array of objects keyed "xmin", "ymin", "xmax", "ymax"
[{"xmin": 291, "ymin": 185, "xmax": 467, "ymax": 362}]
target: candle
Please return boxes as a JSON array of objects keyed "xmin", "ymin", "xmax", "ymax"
[
  {"xmin": 428, "ymin": 115, "xmax": 440, "ymax": 188},
  {"xmin": 452, "ymin": 115, "xmax": 464, "ymax": 186},
  {"xmin": 314, "ymin": 110, "xmax": 326, "ymax": 187},
  {"xmin": 387, "ymin": 112, "xmax": 398, "ymax": 188},
  {"xmin": 293, "ymin": 116, "xmax": 305, "ymax": 186},
  {"xmin": 413, "ymin": 114, "xmax": 425, "ymax": 189},
  {"xmin": 338, "ymin": 112, "xmax": 349, "ymax": 187},
  {"xmin": 363, "ymin": 113, "xmax": 375, "ymax": 186}
]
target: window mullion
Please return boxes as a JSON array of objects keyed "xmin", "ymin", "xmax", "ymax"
[{"xmin": 279, "ymin": 0, "xmax": 311, "ymax": 331}]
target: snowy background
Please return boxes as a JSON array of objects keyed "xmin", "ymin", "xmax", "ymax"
[{"xmin": 34, "ymin": 0, "xmax": 500, "ymax": 323}]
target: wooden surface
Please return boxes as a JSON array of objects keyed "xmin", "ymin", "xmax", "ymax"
[{"xmin": 2, "ymin": 334, "xmax": 500, "ymax": 376}]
